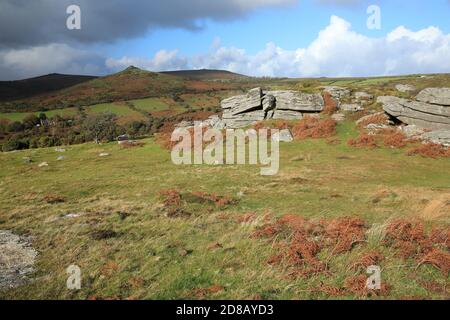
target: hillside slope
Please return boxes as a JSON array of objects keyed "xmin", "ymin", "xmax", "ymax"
[
  {"xmin": 0, "ymin": 74, "xmax": 96, "ymax": 102},
  {"xmin": 0, "ymin": 67, "xmax": 234, "ymax": 113}
]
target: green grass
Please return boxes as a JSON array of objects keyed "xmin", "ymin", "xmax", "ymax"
[
  {"xmin": 131, "ymin": 98, "xmax": 172, "ymax": 112},
  {"xmin": 86, "ymin": 103, "xmax": 137, "ymax": 116},
  {"xmin": 0, "ymin": 120, "xmax": 448, "ymax": 300},
  {"xmin": 0, "ymin": 108, "xmax": 79, "ymax": 122}
]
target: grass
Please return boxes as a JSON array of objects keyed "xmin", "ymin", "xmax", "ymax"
[
  {"xmin": 0, "ymin": 108, "xmax": 79, "ymax": 122},
  {"xmin": 0, "ymin": 120, "xmax": 448, "ymax": 300},
  {"xmin": 131, "ymin": 98, "xmax": 172, "ymax": 112}
]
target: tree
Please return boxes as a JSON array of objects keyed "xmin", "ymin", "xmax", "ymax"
[
  {"xmin": 22, "ymin": 114, "xmax": 40, "ymax": 130},
  {"xmin": 82, "ymin": 112, "xmax": 119, "ymax": 144}
]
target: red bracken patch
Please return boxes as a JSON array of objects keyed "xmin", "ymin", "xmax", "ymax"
[
  {"xmin": 350, "ymin": 251, "xmax": 385, "ymax": 271},
  {"xmin": 357, "ymin": 113, "xmax": 388, "ymax": 129},
  {"xmin": 383, "ymin": 219, "xmax": 450, "ymax": 275},
  {"xmin": 382, "ymin": 129, "xmax": 408, "ymax": 148},
  {"xmin": 344, "ymin": 275, "xmax": 391, "ymax": 298},
  {"xmin": 348, "ymin": 134, "xmax": 378, "ymax": 148},
  {"xmin": 323, "ymin": 92, "xmax": 338, "ymax": 115},
  {"xmin": 252, "ymin": 215, "xmax": 367, "ymax": 278},
  {"xmin": 406, "ymin": 143, "xmax": 450, "ymax": 158},
  {"xmin": 292, "ymin": 117, "xmax": 337, "ymax": 140},
  {"xmin": 417, "ymin": 248, "xmax": 450, "ymax": 276}
]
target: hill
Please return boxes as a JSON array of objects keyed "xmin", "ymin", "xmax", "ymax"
[
  {"xmin": 161, "ymin": 69, "xmax": 247, "ymax": 81},
  {"xmin": 0, "ymin": 73, "xmax": 97, "ymax": 102},
  {"xmin": 0, "ymin": 66, "xmax": 234, "ymax": 113}
]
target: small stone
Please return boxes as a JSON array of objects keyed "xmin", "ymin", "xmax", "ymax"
[
  {"xmin": 340, "ymin": 104, "xmax": 364, "ymax": 112},
  {"xmin": 178, "ymin": 249, "xmax": 193, "ymax": 257},
  {"xmin": 272, "ymin": 129, "xmax": 294, "ymax": 142}
]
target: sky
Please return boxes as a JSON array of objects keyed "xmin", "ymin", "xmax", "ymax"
[{"xmin": 0, "ymin": 0, "xmax": 450, "ymax": 80}]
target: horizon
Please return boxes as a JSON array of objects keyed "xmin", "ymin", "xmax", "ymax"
[{"xmin": 1, "ymin": 0, "xmax": 450, "ymax": 80}]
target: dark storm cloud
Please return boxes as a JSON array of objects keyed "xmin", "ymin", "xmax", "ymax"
[{"xmin": 0, "ymin": 0, "xmax": 296, "ymax": 49}]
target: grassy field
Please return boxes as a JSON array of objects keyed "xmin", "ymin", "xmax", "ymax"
[
  {"xmin": 0, "ymin": 108, "xmax": 79, "ymax": 122},
  {"xmin": 0, "ymin": 120, "xmax": 448, "ymax": 300}
]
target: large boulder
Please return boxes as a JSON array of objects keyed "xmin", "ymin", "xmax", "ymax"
[
  {"xmin": 265, "ymin": 91, "xmax": 324, "ymax": 112},
  {"xmin": 221, "ymin": 87, "xmax": 262, "ymax": 115},
  {"xmin": 377, "ymin": 96, "xmax": 450, "ymax": 131},
  {"xmin": 218, "ymin": 88, "xmax": 324, "ymax": 128},
  {"xmin": 416, "ymin": 88, "xmax": 450, "ymax": 106}
]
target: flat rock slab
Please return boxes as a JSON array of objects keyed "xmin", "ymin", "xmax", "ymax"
[
  {"xmin": 416, "ymin": 88, "xmax": 450, "ymax": 106},
  {"xmin": 421, "ymin": 130, "xmax": 450, "ymax": 147},
  {"xmin": 0, "ymin": 230, "xmax": 37, "ymax": 290},
  {"xmin": 378, "ymin": 96, "xmax": 450, "ymax": 130},
  {"xmin": 266, "ymin": 91, "xmax": 324, "ymax": 112},
  {"xmin": 272, "ymin": 110, "xmax": 304, "ymax": 120},
  {"xmin": 221, "ymin": 88, "xmax": 262, "ymax": 115}
]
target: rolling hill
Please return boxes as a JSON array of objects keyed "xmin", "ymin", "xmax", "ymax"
[
  {"xmin": 0, "ymin": 66, "xmax": 235, "ymax": 113},
  {"xmin": 0, "ymin": 73, "xmax": 97, "ymax": 102}
]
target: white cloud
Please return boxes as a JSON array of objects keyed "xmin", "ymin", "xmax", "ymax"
[
  {"xmin": 0, "ymin": 44, "xmax": 106, "ymax": 80},
  {"xmin": 2, "ymin": 16, "xmax": 450, "ymax": 80},
  {"xmin": 107, "ymin": 16, "xmax": 450, "ymax": 77}
]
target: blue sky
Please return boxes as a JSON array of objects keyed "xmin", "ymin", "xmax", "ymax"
[
  {"xmin": 106, "ymin": 0, "xmax": 450, "ymax": 59},
  {"xmin": 1, "ymin": 0, "xmax": 450, "ymax": 79}
]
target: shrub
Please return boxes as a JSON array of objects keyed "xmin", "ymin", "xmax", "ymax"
[
  {"xmin": 2, "ymin": 138, "xmax": 29, "ymax": 152},
  {"xmin": 292, "ymin": 117, "xmax": 337, "ymax": 140}
]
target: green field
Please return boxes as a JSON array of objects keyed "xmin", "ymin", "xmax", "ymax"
[
  {"xmin": 86, "ymin": 103, "xmax": 139, "ymax": 116},
  {"xmin": 0, "ymin": 120, "xmax": 448, "ymax": 300},
  {"xmin": 131, "ymin": 98, "xmax": 173, "ymax": 112},
  {"xmin": 0, "ymin": 108, "xmax": 79, "ymax": 122}
]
